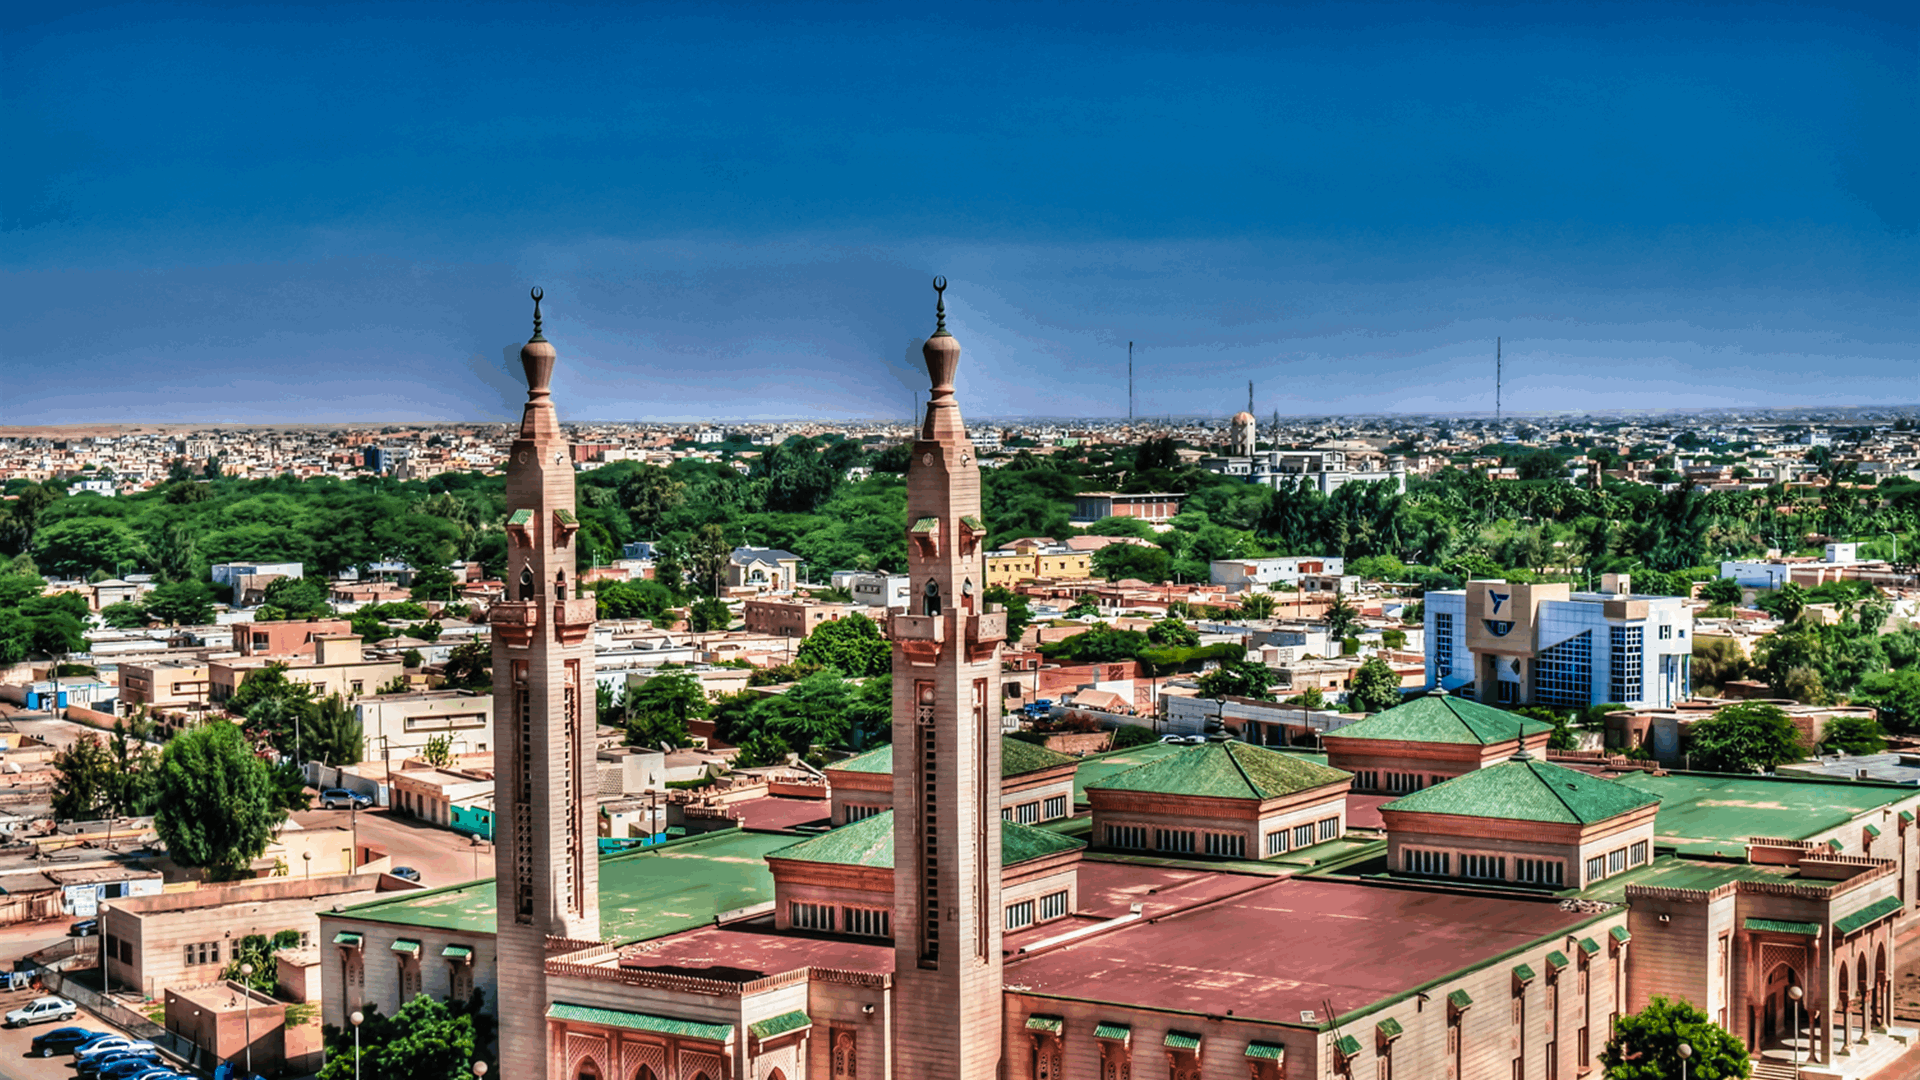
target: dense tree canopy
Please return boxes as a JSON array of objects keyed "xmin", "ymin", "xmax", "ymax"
[{"xmin": 153, "ymin": 722, "xmax": 286, "ymax": 880}]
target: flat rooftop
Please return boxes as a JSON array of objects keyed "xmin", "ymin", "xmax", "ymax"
[
  {"xmin": 728, "ymin": 794, "xmax": 833, "ymax": 833},
  {"xmin": 1070, "ymin": 743, "xmax": 1186, "ymax": 803},
  {"xmin": 1608, "ymin": 771, "xmax": 1915, "ymax": 857},
  {"xmin": 1072, "ymin": 859, "xmax": 1273, "ymax": 920},
  {"xmin": 1780, "ymin": 754, "xmax": 1920, "ymax": 785},
  {"xmin": 1578, "ymin": 854, "xmax": 1797, "ymax": 904},
  {"xmin": 334, "ymin": 828, "xmax": 788, "ymax": 942},
  {"xmin": 1004, "ymin": 877, "xmax": 1601, "ymax": 1022},
  {"xmin": 615, "ymin": 915, "xmax": 893, "ymax": 981}
]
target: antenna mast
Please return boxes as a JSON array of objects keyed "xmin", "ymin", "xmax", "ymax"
[
  {"xmin": 1496, "ymin": 336, "xmax": 1502, "ymax": 425},
  {"xmin": 1248, "ymin": 380, "xmax": 1254, "ymax": 416},
  {"xmin": 1129, "ymin": 341, "xmax": 1134, "ymax": 423}
]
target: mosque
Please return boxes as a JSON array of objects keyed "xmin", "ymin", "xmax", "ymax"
[{"xmin": 320, "ymin": 284, "xmax": 1912, "ymax": 1080}]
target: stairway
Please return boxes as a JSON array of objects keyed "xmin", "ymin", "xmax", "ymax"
[{"xmin": 1751, "ymin": 1060, "xmax": 1799, "ymax": 1080}]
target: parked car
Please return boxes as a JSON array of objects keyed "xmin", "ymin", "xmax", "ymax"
[
  {"xmin": 80, "ymin": 1051, "xmax": 161, "ymax": 1077},
  {"xmin": 320, "ymin": 789, "xmax": 372, "ymax": 810},
  {"xmin": 1158, "ymin": 733, "xmax": 1185, "ymax": 743},
  {"xmin": 390, "ymin": 866, "xmax": 422, "ymax": 882},
  {"xmin": 77, "ymin": 1039, "xmax": 158, "ymax": 1065},
  {"xmin": 97, "ymin": 1057, "xmax": 168, "ymax": 1080},
  {"xmin": 68, "ymin": 918, "xmax": 99, "ymax": 937},
  {"xmin": 130, "ymin": 1070, "xmax": 188, "ymax": 1080},
  {"xmin": 4, "ymin": 996, "xmax": 77, "ymax": 1028},
  {"xmin": 27, "ymin": 1026, "xmax": 101, "ymax": 1057}
]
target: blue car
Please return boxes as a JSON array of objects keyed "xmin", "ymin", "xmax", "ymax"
[
  {"xmin": 27, "ymin": 1025, "xmax": 100, "ymax": 1057},
  {"xmin": 98, "ymin": 1058, "xmax": 168, "ymax": 1080},
  {"xmin": 81, "ymin": 1052, "xmax": 161, "ymax": 1078}
]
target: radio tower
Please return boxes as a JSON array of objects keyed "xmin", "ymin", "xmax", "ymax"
[
  {"xmin": 1128, "ymin": 341, "xmax": 1134, "ymax": 422},
  {"xmin": 1496, "ymin": 336, "xmax": 1502, "ymax": 425}
]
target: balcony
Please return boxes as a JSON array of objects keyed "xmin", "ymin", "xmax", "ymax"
[
  {"xmin": 554, "ymin": 598, "xmax": 597, "ymax": 645},
  {"xmin": 890, "ymin": 614, "xmax": 943, "ymax": 642},
  {"xmin": 490, "ymin": 601, "xmax": 538, "ymax": 648}
]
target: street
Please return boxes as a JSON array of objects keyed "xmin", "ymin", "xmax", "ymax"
[{"xmin": 288, "ymin": 805, "xmax": 492, "ymax": 889}]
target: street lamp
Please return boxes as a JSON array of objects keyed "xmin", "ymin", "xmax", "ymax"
[
  {"xmin": 1789, "ymin": 984, "xmax": 1804, "ymax": 1065},
  {"xmin": 472, "ymin": 1062, "xmax": 488, "ymax": 1080},
  {"xmin": 302, "ymin": 850, "xmax": 312, "ymax": 880},
  {"xmin": 350, "ymin": 1010, "xmax": 364, "ymax": 1080},
  {"xmin": 239, "ymin": 962, "xmax": 254, "ymax": 1075},
  {"xmin": 1677, "ymin": 1041, "xmax": 1692, "ymax": 1080}
]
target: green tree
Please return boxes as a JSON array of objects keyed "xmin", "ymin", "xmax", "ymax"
[
  {"xmin": 1755, "ymin": 581, "xmax": 1808, "ymax": 624},
  {"xmin": 376, "ymin": 674, "xmax": 411, "ymax": 694},
  {"xmin": 1285, "ymin": 685, "xmax": 1327, "ymax": 709},
  {"xmin": 625, "ymin": 670, "xmax": 707, "ymax": 749},
  {"xmin": 1110, "ymin": 724, "xmax": 1158, "ymax": 749},
  {"xmin": 733, "ymin": 729, "xmax": 792, "ymax": 768},
  {"xmin": 99, "ymin": 601, "xmax": 148, "ymax": 629},
  {"xmin": 51, "ymin": 733, "xmax": 113, "ymax": 821},
  {"xmin": 688, "ymin": 596, "xmax": 732, "ymax": 632},
  {"xmin": 421, "ymin": 734, "xmax": 455, "ymax": 768},
  {"xmin": 795, "ymin": 612, "xmax": 890, "ymax": 677},
  {"xmin": 1699, "ymin": 577, "xmax": 1742, "ymax": 605},
  {"xmin": 1686, "ymin": 702, "xmax": 1806, "ymax": 774},
  {"xmin": 1147, "ymin": 618, "xmax": 1199, "ymax": 648},
  {"xmin": 1196, "ymin": 660, "xmax": 1279, "ymax": 701},
  {"xmin": 1819, "ymin": 715, "xmax": 1886, "ymax": 756},
  {"xmin": 1602, "ymin": 995, "xmax": 1748, "ymax": 1080},
  {"xmin": 153, "ymin": 722, "xmax": 286, "ymax": 880},
  {"xmin": 440, "ymin": 642, "xmax": 492, "ymax": 692},
  {"xmin": 1854, "ymin": 669, "xmax": 1920, "ymax": 734},
  {"xmin": 256, "ymin": 575, "xmax": 332, "ymax": 620},
  {"xmin": 1323, "ymin": 591, "xmax": 1360, "ymax": 643},
  {"xmin": 687, "ymin": 523, "xmax": 732, "ymax": 596},
  {"xmin": 142, "ymin": 580, "xmax": 216, "ymax": 626},
  {"xmin": 318, "ymin": 992, "xmax": 492, "ymax": 1080},
  {"xmin": 1091, "ymin": 543, "xmax": 1171, "ymax": 582},
  {"xmin": 407, "ymin": 565, "xmax": 458, "ymax": 603},
  {"xmin": 1347, "ymin": 657, "xmax": 1404, "ymax": 714},
  {"xmin": 984, "ymin": 585, "xmax": 1032, "ymax": 643},
  {"xmin": 1066, "ymin": 594, "xmax": 1101, "ymax": 618},
  {"xmin": 104, "ymin": 715, "xmax": 160, "ymax": 816},
  {"xmin": 306, "ymin": 693, "xmax": 365, "ymax": 766},
  {"xmin": 1691, "ymin": 636, "xmax": 1750, "ymax": 694},
  {"xmin": 228, "ymin": 662, "xmax": 319, "ymax": 757},
  {"xmin": 1236, "ymin": 592, "xmax": 1276, "ymax": 619},
  {"xmin": 223, "ymin": 930, "xmax": 303, "ymax": 992}
]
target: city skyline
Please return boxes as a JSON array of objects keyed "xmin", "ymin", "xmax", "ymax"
[{"xmin": 5, "ymin": 1, "xmax": 1914, "ymax": 424}]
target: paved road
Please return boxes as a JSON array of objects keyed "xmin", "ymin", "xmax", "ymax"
[{"xmin": 288, "ymin": 805, "xmax": 492, "ymax": 889}]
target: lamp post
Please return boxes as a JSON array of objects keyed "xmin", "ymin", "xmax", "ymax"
[
  {"xmin": 239, "ymin": 962, "xmax": 254, "ymax": 1075},
  {"xmin": 472, "ymin": 1061, "xmax": 488, "ymax": 1080},
  {"xmin": 302, "ymin": 849, "xmax": 312, "ymax": 880},
  {"xmin": 1677, "ymin": 1041, "xmax": 1692, "ymax": 1080},
  {"xmin": 350, "ymin": 1010, "xmax": 364, "ymax": 1080},
  {"xmin": 1789, "ymin": 984, "xmax": 1804, "ymax": 1065}
]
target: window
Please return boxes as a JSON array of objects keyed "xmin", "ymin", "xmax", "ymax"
[
  {"xmin": 450, "ymin": 961, "xmax": 472, "ymax": 1002},
  {"xmin": 843, "ymin": 907, "xmax": 890, "ymax": 938},
  {"xmin": 1265, "ymin": 830, "xmax": 1288, "ymax": 856},
  {"xmin": 1609, "ymin": 626, "xmax": 1644, "ymax": 703},
  {"xmin": 1586, "ymin": 855, "xmax": 1605, "ymax": 882},
  {"xmin": 1293, "ymin": 823, "xmax": 1314, "ymax": 849},
  {"xmin": 1039, "ymin": 890, "xmax": 1069, "ymax": 921},
  {"xmin": 1434, "ymin": 613, "xmax": 1454, "ymax": 677},
  {"xmin": 1498, "ymin": 679, "xmax": 1519, "ymax": 704},
  {"xmin": 1533, "ymin": 630, "xmax": 1593, "ymax": 708},
  {"xmin": 350, "ymin": 680, "xmax": 364, "ymax": 695},
  {"xmin": 1608, "ymin": 848, "xmax": 1627, "ymax": 874},
  {"xmin": 1006, "ymin": 900, "xmax": 1036, "ymax": 931},
  {"xmin": 1461, "ymin": 853, "xmax": 1506, "ymax": 880},
  {"xmin": 1107, "ymin": 824, "xmax": 1146, "ymax": 850},
  {"xmin": 1204, "ymin": 832, "xmax": 1246, "ymax": 858},
  {"xmin": 846, "ymin": 803, "xmax": 880, "ymax": 822},
  {"xmin": 184, "ymin": 941, "xmax": 221, "ymax": 966},
  {"xmin": 1629, "ymin": 841, "xmax": 1648, "ymax": 866},
  {"xmin": 1043, "ymin": 795, "xmax": 1068, "ymax": 820},
  {"xmin": 1658, "ymin": 624, "xmax": 1673, "ymax": 640},
  {"xmin": 1015, "ymin": 802, "xmax": 1041, "ymax": 825},
  {"xmin": 399, "ymin": 959, "xmax": 420, "ymax": 999},
  {"xmin": 1001, "ymin": 807, "xmax": 1013, "ymax": 821},
  {"xmin": 1405, "ymin": 849, "xmax": 1449, "ymax": 876},
  {"xmin": 1353, "ymin": 769, "xmax": 1379, "ymax": 791},
  {"xmin": 1319, "ymin": 818, "xmax": 1340, "ymax": 841},
  {"xmin": 790, "ymin": 901, "xmax": 835, "ymax": 931},
  {"xmin": 1516, "ymin": 858, "xmax": 1564, "ymax": 886},
  {"xmin": 1155, "ymin": 828, "xmax": 1195, "ymax": 854}
]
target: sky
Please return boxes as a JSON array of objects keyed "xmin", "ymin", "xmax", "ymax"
[{"xmin": 3, "ymin": 1, "xmax": 1915, "ymax": 424}]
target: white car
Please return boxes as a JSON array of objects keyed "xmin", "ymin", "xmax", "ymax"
[{"xmin": 5, "ymin": 996, "xmax": 78, "ymax": 1028}]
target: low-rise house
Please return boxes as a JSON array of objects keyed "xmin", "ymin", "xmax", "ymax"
[{"xmin": 1085, "ymin": 740, "xmax": 1352, "ymax": 860}]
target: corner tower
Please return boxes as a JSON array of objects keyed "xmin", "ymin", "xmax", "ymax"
[
  {"xmin": 891, "ymin": 278, "xmax": 1007, "ymax": 1079},
  {"xmin": 489, "ymin": 289, "xmax": 599, "ymax": 1079}
]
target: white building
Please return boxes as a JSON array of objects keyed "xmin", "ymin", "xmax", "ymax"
[
  {"xmin": 1423, "ymin": 574, "xmax": 1692, "ymax": 709},
  {"xmin": 1720, "ymin": 542, "xmax": 1859, "ymax": 589},
  {"xmin": 1209, "ymin": 556, "xmax": 1346, "ymax": 592},
  {"xmin": 843, "ymin": 571, "xmax": 911, "ymax": 609},
  {"xmin": 1202, "ymin": 442, "xmax": 1407, "ymax": 495}
]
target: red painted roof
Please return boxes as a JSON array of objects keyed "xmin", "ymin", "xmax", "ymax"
[
  {"xmin": 1344, "ymin": 792, "xmax": 1394, "ymax": 830},
  {"xmin": 1072, "ymin": 859, "xmax": 1273, "ymax": 920},
  {"xmin": 729, "ymin": 795, "xmax": 832, "ymax": 833},
  {"xmin": 1005, "ymin": 878, "xmax": 1595, "ymax": 1020},
  {"xmin": 617, "ymin": 916, "xmax": 894, "ymax": 981}
]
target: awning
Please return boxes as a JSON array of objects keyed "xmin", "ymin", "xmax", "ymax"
[
  {"xmin": 1827, "ymin": 838, "xmax": 1844, "ymax": 853},
  {"xmin": 1545, "ymin": 950, "xmax": 1570, "ymax": 971},
  {"xmin": 390, "ymin": 939, "xmax": 421, "ymax": 956},
  {"xmin": 1834, "ymin": 896, "xmax": 1903, "ymax": 936},
  {"xmin": 332, "ymin": 932, "xmax": 363, "ymax": 948},
  {"xmin": 441, "ymin": 945, "xmax": 473, "ymax": 961},
  {"xmin": 748, "ymin": 1011, "xmax": 811, "ymax": 1041},
  {"xmin": 1024, "ymin": 1016, "xmax": 1064, "ymax": 1035},
  {"xmin": 1244, "ymin": 1042, "xmax": 1285, "ymax": 1062},
  {"xmin": 1865, "ymin": 823, "xmax": 1882, "ymax": 839},
  {"xmin": 1333, "ymin": 1034, "xmax": 1362, "ymax": 1058},
  {"xmin": 1609, "ymin": 926, "xmax": 1632, "ymax": 946},
  {"xmin": 1577, "ymin": 937, "xmax": 1601, "ymax": 957},
  {"xmin": 1745, "ymin": 918, "xmax": 1821, "ymax": 937},
  {"xmin": 1376, "ymin": 1018, "xmax": 1403, "ymax": 1041},
  {"xmin": 547, "ymin": 1004, "xmax": 733, "ymax": 1043},
  {"xmin": 1448, "ymin": 990, "xmax": 1473, "ymax": 1010},
  {"xmin": 1900, "ymin": 810, "xmax": 1914, "ymax": 826},
  {"xmin": 507, "ymin": 509, "xmax": 533, "ymax": 526},
  {"xmin": 1164, "ymin": 1031, "xmax": 1202, "ymax": 1051},
  {"xmin": 1093, "ymin": 1023, "xmax": 1130, "ymax": 1044},
  {"xmin": 1512, "ymin": 964, "xmax": 1537, "ymax": 984}
]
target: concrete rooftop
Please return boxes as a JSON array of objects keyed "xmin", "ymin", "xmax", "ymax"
[{"xmin": 1608, "ymin": 771, "xmax": 1915, "ymax": 857}]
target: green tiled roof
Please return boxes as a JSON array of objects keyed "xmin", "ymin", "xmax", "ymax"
[
  {"xmin": 507, "ymin": 509, "xmax": 533, "ymax": 526},
  {"xmin": 748, "ymin": 1010, "xmax": 810, "ymax": 1040},
  {"xmin": 1165, "ymin": 1032, "xmax": 1202, "ymax": 1051},
  {"xmin": 1834, "ymin": 895, "xmax": 1903, "ymax": 935},
  {"xmin": 1901, "ymin": 810, "xmax": 1914, "ymax": 825},
  {"xmin": 911, "ymin": 517, "xmax": 940, "ymax": 533},
  {"xmin": 1609, "ymin": 926, "xmax": 1631, "ymax": 945},
  {"xmin": 390, "ymin": 939, "xmax": 420, "ymax": 955},
  {"xmin": 1607, "ymin": 771, "xmax": 1919, "ymax": 859},
  {"xmin": 830, "ymin": 736, "xmax": 1074, "ymax": 779},
  {"xmin": 1827, "ymin": 838, "xmax": 1844, "ymax": 852},
  {"xmin": 1512, "ymin": 964, "xmax": 1536, "ymax": 983},
  {"xmin": 1094, "ymin": 1023, "xmax": 1131, "ymax": 1042},
  {"xmin": 1334, "ymin": 1034, "xmax": 1361, "ymax": 1057},
  {"xmin": 1376, "ymin": 1018, "xmax": 1403, "ymax": 1040},
  {"xmin": 1448, "ymin": 989, "xmax": 1474, "ymax": 1010},
  {"xmin": 766, "ymin": 810, "xmax": 1084, "ymax": 869},
  {"xmin": 1380, "ymin": 756, "xmax": 1659, "ymax": 825},
  {"xmin": 1245, "ymin": 1042, "xmax": 1285, "ymax": 1061},
  {"xmin": 554, "ymin": 509, "xmax": 578, "ymax": 525},
  {"xmin": 1745, "ymin": 918, "xmax": 1821, "ymax": 937},
  {"xmin": 548, "ymin": 1003, "xmax": 733, "ymax": 1043},
  {"xmin": 1577, "ymin": 937, "xmax": 1601, "ymax": 956},
  {"xmin": 441, "ymin": 944, "xmax": 472, "ymax": 960},
  {"xmin": 1025, "ymin": 1016, "xmax": 1064, "ymax": 1034},
  {"xmin": 1322, "ymin": 692, "xmax": 1553, "ymax": 746},
  {"xmin": 961, "ymin": 515, "xmax": 986, "ymax": 531},
  {"xmin": 1865, "ymin": 823, "xmax": 1881, "ymax": 838},
  {"xmin": 332, "ymin": 932, "xmax": 362, "ymax": 947},
  {"xmin": 1085, "ymin": 739, "xmax": 1351, "ymax": 801},
  {"xmin": 1545, "ymin": 950, "xmax": 1570, "ymax": 971}
]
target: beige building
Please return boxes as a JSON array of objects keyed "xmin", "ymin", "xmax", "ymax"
[
  {"xmin": 742, "ymin": 598, "xmax": 858, "ymax": 638},
  {"xmin": 116, "ymin": 659, "xmax": 211, "ymax": 714},
  {"xmin": 352, "ymin": 689, "xmax": 495, "ymax": 759},
  {"xmin": 211, "ymin": 635, "xmax": 405, "ymax": 707}
]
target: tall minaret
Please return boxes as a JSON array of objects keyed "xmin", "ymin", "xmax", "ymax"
[
  {"xmin": 891, "ymin": 277, "xmax": 1007, "ymax": 1079},
  {"xmin": 490, "ymin": 288, "xmax": 599, "ymax": 1079}
]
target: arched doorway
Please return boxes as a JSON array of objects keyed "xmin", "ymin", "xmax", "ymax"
[
  {"xmin": 1763, "ymin": 962, "xmax": 1802, "ymax": 1047},
  {"xmin": 1874, "ymin": 944, "xmax": 1888, "ymax": 1027},
  {"xmin": 633, "ymin": 1068, "xmax": 657, "ymax": 1080}
]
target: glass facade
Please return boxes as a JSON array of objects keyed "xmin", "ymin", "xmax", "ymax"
[
  {"xmin": 1434, "ymin": 613, "xmax": 1454, "ymax": 677},
  {"xmin": 1610, "ymin": 626, "xmax": 1644, "ymax": 703},
  {"xmin": 1533, "ymin": 631, "xmax": 1592, "ymax": 708}
]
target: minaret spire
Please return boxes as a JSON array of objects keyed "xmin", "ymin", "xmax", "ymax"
[{"xmin": 892, "ymin": 276, "xmax": 1007, "ymax": 1080}]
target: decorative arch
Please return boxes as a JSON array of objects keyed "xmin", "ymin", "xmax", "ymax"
[
  {"xmin": 832, "ymin": 1031, "xmax": 858, "ymax": 1078},
  {"xmin": 623, "ymin": 1042, "xmax": 665, "ymax": 1080},
  {"xmin": 632, "ymin": 1069, "xmax": 656, "ymax": 1080}
]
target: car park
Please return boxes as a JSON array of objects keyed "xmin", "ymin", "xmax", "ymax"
[
  {"xmin": 4, "ymin": 996, "xmax": 78, "ymax": 1027},
  {"xmin": 320, "ymin": 788, "xmax": 372, "ymax": 809},
  {"xmin": 68, "ymin": 918, "xmax": 99, "ymax": 937},
  {"xmin": 77, "ymin": 1038, "xmax": 157, "ymax": 1064},
  {"xmin": 27, "ymin": 1026, "xmax": 101, "ymax": 1057},
  {"xmin": 96, "ymin": 1056, "xmax": 168, "ymax": 1080},
  {"xmin": 80, "ymin": 1051, "xmax": 161, "ymax": 1077}
]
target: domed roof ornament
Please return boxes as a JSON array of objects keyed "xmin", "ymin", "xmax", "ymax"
[
  {"xmin": 931, "ymin": 276, "xmax": 951, "ymax": 339},
  {"xmin": 528, "ymin": 286, "xmax": 547, "ymax": 343}
]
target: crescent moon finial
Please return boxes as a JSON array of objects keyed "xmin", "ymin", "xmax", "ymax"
[
  {"xmin": 529, "ymin": 286, "xmax": 546, "ymax": 342},
  {"xmin": 932, "ymin": 276, "xmax": 949, "ymax": 336}
]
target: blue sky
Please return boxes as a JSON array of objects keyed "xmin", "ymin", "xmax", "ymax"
[{"xmin": 4, "ymin": 1, "xmax": 1914, "ymax": 423}]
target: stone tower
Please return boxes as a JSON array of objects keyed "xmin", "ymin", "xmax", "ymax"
[
  {"xmin": 891, "ymin": 278, "xmax": 1008, "ymax": 1079},
  {"xmin": 489, "ymin": 289, "xmax": 600, "ymax": 1080}
]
